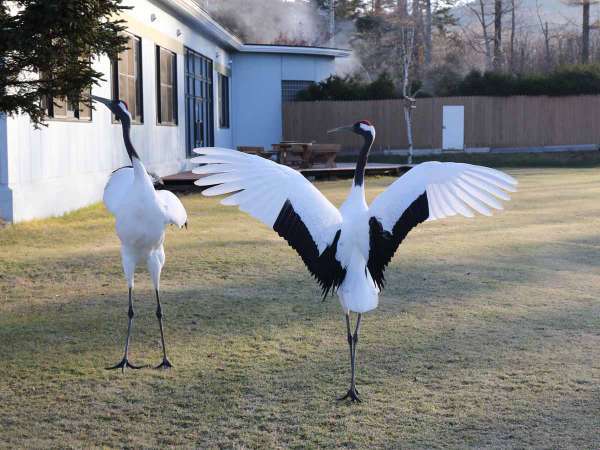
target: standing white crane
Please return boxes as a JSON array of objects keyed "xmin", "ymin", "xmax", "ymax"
[
  {"xmin": 192, "ymin": 120, "xmax": 517, "ymax": 402},
  {"xmin": 92, "ymin": 96, "xmax": 188, "ymax": 372}
]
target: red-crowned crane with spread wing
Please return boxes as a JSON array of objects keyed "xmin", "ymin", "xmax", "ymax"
[
  {"xmin": 192, "ymin": 120, "xmax": 517, "ymax": 402},
  {"xmin": 92, "ymin": 96, "xmax": 187, "ymax": 372}
]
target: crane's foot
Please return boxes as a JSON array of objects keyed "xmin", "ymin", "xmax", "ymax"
[
  {"xmin": 105, "ymin": 357, "xmax": 146, "ymax": 373},
  {"xmin": 154, "ymin": 357, "xmax": 173, "ymax": 370},
  {"xmin": 337, "ymin": 386, "xmax": 362, "ymax": 403}
]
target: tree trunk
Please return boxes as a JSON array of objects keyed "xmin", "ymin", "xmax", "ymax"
[
  {"xmin": 402, "ymin": 60, "xmax": 414, "ymax": 164},
  {"xmin": 494, "ymin": 0, "xmax": 503, "ymax": 70},
  {"xmin": 404, "ymin": 105, "xmax": 414, "ymax": 164},
  {"xmin": 374, "ymin": 0, "xmax": 383, "ymax": 14},
  {"xmin": 329, "ymin": 0, "xmax": 335, "ymax": 45},
  {"xmin": 424, "ymin": 0, "xmax": 432, "ymax": 66},
  {"xmin": 397, "ymin": 0, "xmax": 408, "ymax": 15},
  {"xmin": 582, "ymin": 0, "xmax": 590, "ymax": 64},
  {"xmin": 399, "ymin": 27, "xmax": 415, "ymax": 164},
  {"xmin": 510, "ymin": 0, "xmax": 516, "ymax": 73},
  {"xmin": 479, "ymin": 0, "xmax": 493, "ymax": 69},
  {"xmin": 544, "ymin": 22, "xmax": 552, "ymax": 70}
]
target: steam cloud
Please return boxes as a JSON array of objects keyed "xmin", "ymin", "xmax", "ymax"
[
  {"xmin": 197, "ymin": 0, "xmax": 360, "ymax": 76},
  {"xmin": 198, "ymin": 0, "xmax": 327, "ymax": 45}
]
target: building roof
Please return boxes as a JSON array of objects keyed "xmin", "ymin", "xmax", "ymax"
[
  {"xmin": 154, "ymin": 0, "xmax": 351, "ymax": 58},
  {"xmin": 240, "ymin": 44, "xmax": 351, "ymax": 58}
]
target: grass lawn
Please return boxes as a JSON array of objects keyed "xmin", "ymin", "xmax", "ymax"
[{"xmin": 1, "ymin": 168, "xmax": 599, "ymax": 449}]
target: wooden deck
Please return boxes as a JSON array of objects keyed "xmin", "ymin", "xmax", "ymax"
[
  {"xmin": 300, "ymin": 162, "xmax": 410, "ymax": 178},
  {"xmin": 161, "ymin": 163, "xmax": 411, "ymax": 192}
]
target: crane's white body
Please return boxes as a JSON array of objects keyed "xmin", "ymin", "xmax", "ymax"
[
  {"xmin": 192, "ymin": 148, "xmax": 517, "ymax": 314},
  {"xmin": 104, "ymin": 158, "xmax": 187, "ymax": 289},
  {"xmin": 337, "ymin": 185, "xmax": 379, "ymax": 313}
]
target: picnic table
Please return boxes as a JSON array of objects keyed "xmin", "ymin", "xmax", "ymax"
[
  {"xmin": 310, "ymin": 144, "xmax": 340, "ymax": 168},
  {"xmin": 272, "ymin": 142, "xmax": 341, "ymax": 169},
  {"xmin": 273, "ymin": 142, "xmax": 313, "ymax": 168}
]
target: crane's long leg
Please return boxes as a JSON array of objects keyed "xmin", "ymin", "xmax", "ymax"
[
  {"xmin": 154, "ymin": 289, "xmax": 173, "ymax": 370},
  {"xmin": 106, "ymin": 288, "xmax": 145, "ymax": 372},
  {"xmin": 352, "ymin": 313, "xmax": 362, "ymax": 391},
  {"xmin": 337, "ymin": 312, "xmax": 362, "ymax": 403}
]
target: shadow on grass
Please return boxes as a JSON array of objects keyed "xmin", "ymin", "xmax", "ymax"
[{"xmin": 2, "ymin": 229, "xmax": 598, "ymax": 370}]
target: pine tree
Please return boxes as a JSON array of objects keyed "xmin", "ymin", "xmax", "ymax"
[{"xmin": 0, "ymin": 0, "xmax": 128, "ymax": 125}]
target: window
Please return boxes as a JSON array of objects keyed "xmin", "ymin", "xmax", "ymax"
[
  {"xmin": 218, "ymin": 73, "xmax": 230, "ymax": 129},
  {"xmin": 45, "ymin": 94, "xmax": 92, "ymax": 121},
  {"xmin": 156, "ymin": 46, "xmax": 177, "ymax": 125},
  {"xmin": 282, "ymin": 80, "xmax": 314, "ymax": 102},
  {"xmin": 112, "ymin": 33, "xmax": 143, "ymax": 123},
  {"xmin": 184, "ymin": 48, "xmax": 214, "ymax": 156},
  {"xmin": 42, "ymin": 65, "xmax": 92, "ymax": 121}
]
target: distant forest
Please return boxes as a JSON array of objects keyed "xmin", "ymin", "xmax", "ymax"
[{"xmin": 201, "ymin": 0, "xmax": 600, "ymax": 97}]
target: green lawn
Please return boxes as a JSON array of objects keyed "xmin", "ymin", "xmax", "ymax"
[{"xmin": 1, "ymin": 169, "xmax": 599, "ymax": 449}]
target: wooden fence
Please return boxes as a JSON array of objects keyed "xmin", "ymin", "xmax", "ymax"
[{"xmin": 282, "ymin": 96, "xmax": 600, "ymax": 151}]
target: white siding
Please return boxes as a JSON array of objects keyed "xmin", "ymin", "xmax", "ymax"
[{"xmin": 0, "ymin": 114, "xmax": 10, "ymax": 221}]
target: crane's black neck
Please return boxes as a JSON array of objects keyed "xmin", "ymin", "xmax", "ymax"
[
  {"xmin": 122, "ymin": 122, "xmax": 140, "ymax": 163},
  {"xmin": 354, "ymin": 133, "xmax": 374, "ymax": 187}
]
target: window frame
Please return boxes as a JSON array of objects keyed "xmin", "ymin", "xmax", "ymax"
[
  {"xmin": 111, "ymin": 32, "xmax": 144, "ymax": 124},
  {"xmin": 156, "ymin": 45, "xmax": 178, "ymax": 126},
  {"xmin": 45, "ymin": 94, "xmax": 92, "ymax": 122},
  {"xmin": 218, "ymin": 73, "xmax": 230, "ymax": 129},
  {"xmin": 184, "ymin": 47, "xmax": 215, "ymax": 156}
]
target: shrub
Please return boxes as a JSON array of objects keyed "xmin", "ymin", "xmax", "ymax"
[
  {"xmin": 452, "ymin": 65, "xmax": 600, "ymax": 97},
  {"xmin": 295, "ymin": 73, "xmax": 402, "ymax": 101},
  {"xmin": 295, "ymin": 65, "xmax": 600, "ymax": 101}
]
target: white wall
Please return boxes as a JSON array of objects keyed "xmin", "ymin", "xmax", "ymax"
[
  {"xmin": 231, "ymin": 53, "xmax": 336, "ymax": 150},
  {"xmin": 133, "ymin": 0, "xmax": 234, "ymax": 148},
  {"xmin": 1, "ymin": 0, "xmax": 233, "ymax": 222},
  {"xmin": 0, "ymin": 114, "xmax": 10, "ymax": 221}
]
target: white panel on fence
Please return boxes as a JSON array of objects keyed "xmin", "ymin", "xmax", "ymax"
[{"xmin": 442, "ymin": 105, "xmax": 465, "ymax": 150}]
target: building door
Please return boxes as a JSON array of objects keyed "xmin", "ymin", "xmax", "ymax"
[
  {"xmin": 442, "ymin": 105, "xmax": 465, "ymax": 150},
  {"xmin": 185, "ymin": 48, "xmax": 214, "ymax": 157}
]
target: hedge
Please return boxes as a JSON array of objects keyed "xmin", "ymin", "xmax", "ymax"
[{"xmin": 295, "ymin": 65, "xmax": 600, "ymax": 101}]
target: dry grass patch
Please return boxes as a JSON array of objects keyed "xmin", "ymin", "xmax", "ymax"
[{"xmin": 1, "ymin": 168, "xmax": 599, "ymax": 448}]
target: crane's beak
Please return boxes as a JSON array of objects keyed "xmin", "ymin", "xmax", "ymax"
[
  {"xmin": 327, "ymin": 125, "xmax": 353, "ymax": 134},
  {"xmin": 91, "ymin": 95, "xmax": 112, "ymax": 106}
]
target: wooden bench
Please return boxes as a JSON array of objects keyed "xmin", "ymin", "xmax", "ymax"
[{"xmin": 308, "ymin": 144, "xmax": 340, "ymax": 168}]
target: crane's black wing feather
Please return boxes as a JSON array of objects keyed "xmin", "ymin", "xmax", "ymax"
[
  {"xmin": 274, "ymin": 200, "xmax": 346, "ymax": 298},
  {"xmin": 367, "ymin": 192, "xmax": 429, "ymax": 290}
]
